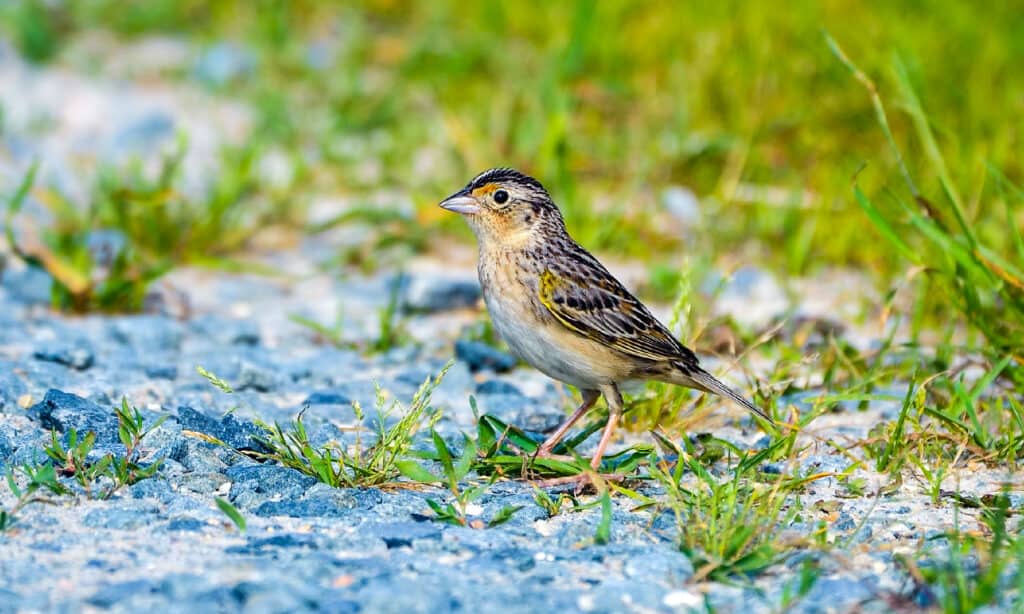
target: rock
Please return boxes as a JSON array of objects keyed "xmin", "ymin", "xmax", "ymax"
[
  {"xmin": 833, "ymin": 511, "xmax": 857, "ymax": 532},
  {"xmin": 144, "ymin": 364, "xmax": 178, "ymax": 380},
  {"xmin": 365, "ymin": 521, "xmax": 443, "ymax": 549},
  {"xmin": 109, "ymin": 316, "xmax": 184, "ymax": 351},
  {"xmin": 800, "ymin": 576, "xmax": 875, "ymax": 611},
  {"xmin": 0, "ymin": 430, "xmax": 12, "ymax": 470},
  {"xmin": 254, "ymin": 486, "xmax": 379, "ymax": 519},
  {"xmin": 175, "ymin": 406, "xmax": 269, "ymax": 453},
  {"xmin": 33, "ymin": 340, "xmax": 95, "ymax": 370},
  {"xmin": 226, "ymin": 533, "xmax": 318, "ymax": 555},
  {"xmin": 455, "ymin": 340, "xmax": 517, "ymax": 373},
  {"xmin": 400, "ymin": 274, "xmax": 481, "ymax": 313},
  {"xmin": 711, "ymin": 266, "xmax": 788, "ymax": 329},
  {"xmin": 165, "ymin": 517, "xmax": 206, "ymax": 532},
  {"xmin": 129, "ymin": 478, "xmax": 176, "ymax": 502},
  {"xmin": 87, "ymin": 580, "xmax": 159, "ymax": 608},
  {"xmin": 1, "ymin": 265, "xmax": 52, "ymax": 305},
  {"xmin": 0, "ymin": 365, "xmax": 28, "ymax": 413},
  {"xmin": 192, "ymin": 42, "xmax": 256, "ymax": 87},
  {"xmin": 226, "ymin": 464, "xmax": 317, "ymax": 507},
  {"xmin": 475, "ymin": 380, "xmax": 522, "ymax": 396},
  {"xmin": 235, "ymin": 360, "xmax": 279, "ymax": 392},
  {"xmin": 27, "ymin": 389, "xmax": 120, "ymax": 443},
  {"xmin": 304, "ymin": 388, "xmax": 352, "ymax": 405},
  {"xmin": 662, "ymin": 185, "xmax": 701, "ymax": 224},
  {"xmin": 83, "ymin": 506, "xmax": 159, "ymax": 530},
  {"xmin": 112, "ymin": 112, "xmax": 175, "ymax": 152}
]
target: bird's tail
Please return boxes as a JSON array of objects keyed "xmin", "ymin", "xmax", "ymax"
[{"xmin": 671, "ymin": 365, "xmax": 773, "ymax": 425}]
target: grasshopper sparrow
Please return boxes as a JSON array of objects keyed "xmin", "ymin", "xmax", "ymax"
[{"xmin": 441, "ymin": 168, "xmax": 771, "ymax": 470}]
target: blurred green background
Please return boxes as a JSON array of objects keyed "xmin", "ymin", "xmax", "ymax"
[{"xmin": 3, "ymin": 0, "xmax": 1022, "ymax": 323}]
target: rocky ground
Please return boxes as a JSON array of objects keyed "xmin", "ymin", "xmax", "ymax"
[{"xmin": 0, "ymin": 37, "xmax": 1018, "ymax": 614}]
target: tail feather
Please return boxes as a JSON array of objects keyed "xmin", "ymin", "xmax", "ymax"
[{"xmin": 676, "ymin": 366, "xmax": 773, "ymax": 424}]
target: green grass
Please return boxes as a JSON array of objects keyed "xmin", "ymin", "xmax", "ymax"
[
  {"xmin": 4, "ymin": 140, "xmax": 295, "ymax": 312},
  {"xmin": 1, "ymin": 398, "xmax": 166, "ymax": 531}
]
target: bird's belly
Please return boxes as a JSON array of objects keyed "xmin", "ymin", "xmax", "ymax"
[{"xmin": 485, "ymin": 293, "xmax": 623, "ymax": 389}]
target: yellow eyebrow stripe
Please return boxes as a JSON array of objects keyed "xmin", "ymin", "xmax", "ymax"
[{"xmin": 471, "ymin": 183, "xmax": 498, "ymax": 198}]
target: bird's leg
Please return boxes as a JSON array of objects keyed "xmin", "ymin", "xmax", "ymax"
[
  {"xmin": 590, "ymin": 384, "xmax": 623, "ymax": 471},
  {"xmin": 534, "ymin": 389, "xmax": 600, "ymax": 458}
]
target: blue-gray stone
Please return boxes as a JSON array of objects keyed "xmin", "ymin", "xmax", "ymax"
[
  {"xmin": 144, "ymin": 364, "xmax": 178, "ymax": 380},
  {"xmin": 113, "ymin": 113, "xmax": 175, "ymax": 152},
  {"xmin": 109, "ymin": 315, "xmax": 184, "ymax": 351},
  {"xmin": 129, "ymin": 478, "xmax": 176, "ymax": 502},
  {"xmin": 226, "ymin": 533, "xmax": 318, "ymax": 555},
  {"xmin": 475, "ymin": 380, "xmax": 522, "ymax": 396},
  {"xmin": 800, "ymin": 576, "xmax": 875, "ymax": 610},
  {"xmin": 27, "ymin": 389, "xmax": 120, "ymax": 443},
  {"xmin": 1, "ymin": 265, "xmax": 52, "ymax": 304},
  {"xmin": 83, "ymin": 507, "xmax": 158, "ymax": 530},
  {"xmin": 0, "ymin": 430, "xmax": 12, "ymax": 469},
  {"xmin": 192, "ymin": 42, "xmax": 256, "ymax": 87},
  {"xmin": 0, "ymin": 367, "xmax": 27, "ymax": 413},
  {"xmin": 176, "ymin": 406, "xmax": 269, "ymax": 453},
  {"xmin": 254, "ymin": 487, "xmax": 377, "ymax": 519},
  {"xmin": 454, "ymin": 340, "xmax": 517, "ymax": 373},
  {"xmin": 86, "ymin": 580, "xmax": 159, "ymax": 608},
  {"xmin": 166, "ymin": 517, "xmax": 206, "ymax": 532},
  {"xmin": 833, "ymin": 511, "xmax": 857, "ymax": 531},
  {"xmin": 226, "ymin": 464, "xmax": 317, "ymax": 500},
  {"xmin": 364, "ymin": 521, "xmax": 443, "ymax": 549},
  {"xmin": 33, "ymin": 340, "xmax": 95, "ymax": 370},
  {"xmin": 399, "ymin": 274, "xmax": 481, "ymax": 313},
  {"xmin": 304, "ymin": 388, "xmax": 351, "ymax": 406}
]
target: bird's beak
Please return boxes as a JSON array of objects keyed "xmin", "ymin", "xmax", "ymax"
[{"xmin": 439, "ymin": 189, "xmax": 480, "ymax": 215}]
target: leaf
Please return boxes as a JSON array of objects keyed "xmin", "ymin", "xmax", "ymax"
[
  {"xmin": 487, "ymin": 505, "xmax": 524, "ymax": 528},
  {"xmin": 215, "ymin": 497, "xmax": 246, "ymax": 532},
  {"xmin": 594, "ymin": 490, "xmax": 612, "ymax": 545},
  {"xmin": 431, "ymin": 430, "xmax": 456, "ymax": 487},
  {"xmin": 453, "ymin": 435, "xmax": 477, "ymax": 482},
  {"xmin": 395, "ymin": 460, "xmax": 441, "ymax": 484}
]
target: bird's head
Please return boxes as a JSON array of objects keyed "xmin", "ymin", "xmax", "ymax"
[{"xmin": 439, "ymin": 168, "xmax": 564, "ymax": 244}]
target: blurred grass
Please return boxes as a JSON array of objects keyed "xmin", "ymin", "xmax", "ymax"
[
  {"xmin": 4, "ymin": 1, "xmax": 1021, "ymax": 269},
  {"xmin": 2, "ymin": 1, "xmax": 1023, "ymax": 357}
]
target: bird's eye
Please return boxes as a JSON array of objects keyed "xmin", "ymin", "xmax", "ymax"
[{"xmin": 493, "ymin": 189, "xmax": 509, "ymax": 204}]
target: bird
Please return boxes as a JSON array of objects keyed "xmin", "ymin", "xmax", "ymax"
[{"xmin": 439, "ymin": 168, "xmax": 771, "ymax": 474}]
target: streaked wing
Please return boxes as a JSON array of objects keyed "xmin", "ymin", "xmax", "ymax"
[{"xmin": 538, "ymin": 262, "xmax": 697, "ymax": 366}]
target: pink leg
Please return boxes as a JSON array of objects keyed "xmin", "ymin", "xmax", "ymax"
[
  {"xmin": 535, "ymin": 389, "xmax": 600, "ymax": 457},
  {"xmin": 590, "ymin": 385, "xmax": 623, "ymax": 470}
]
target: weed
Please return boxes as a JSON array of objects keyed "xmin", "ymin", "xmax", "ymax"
[
  {"xmin": 43, "ymin": 398, "xmax": 166, "ymax": 499},
  {"xmin": 252, "ymin": 363, "xmax": 449, "ymax": 488},
  {"xmin": 633, "ymin": 437, "xmax": 815, "ymax": 581},
  {"xmin": 0, "ymin": 462, "xmax": 69, "ymax": 532},
  {"xmin": 913, "ymin": 495, "xmax": 1021, "ymax": 612},
  {"xmin": 3, "ymin": 138, "xmax": 293, "ymax": 313},
  {"xmin": 398, "ymin": 430, "xmax": 522, "ymax": 528}
]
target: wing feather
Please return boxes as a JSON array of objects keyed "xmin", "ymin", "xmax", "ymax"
[{"xmin": 538, "ymin": 264, "xmax": 698, "ymax": 366}]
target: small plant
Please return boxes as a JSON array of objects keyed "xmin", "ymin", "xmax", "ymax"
[
  {"xmin": 1, "ymin": 463, "xmax": 70, "ymax": 532},
  {"xmin": 398, "ymin": 430, "xmax": 522, "ymax": 528},
  {"xmin": 3, "ymin": 139, "xmax": 292, "ymax": 313},
  {"xmin": 43, "ymin": 398, "xmax": 167, "ymax": 499},
  {"xmin": 915, "ymin": 495, "xmax": 1021, "ymax": 613},
  {"xmin": 635, "ymin": 437, "xmax": 812, "ymax": 581},
  {"xmin": 253, "ymin": 363, "xmax": 450, "ymax": 487}
]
